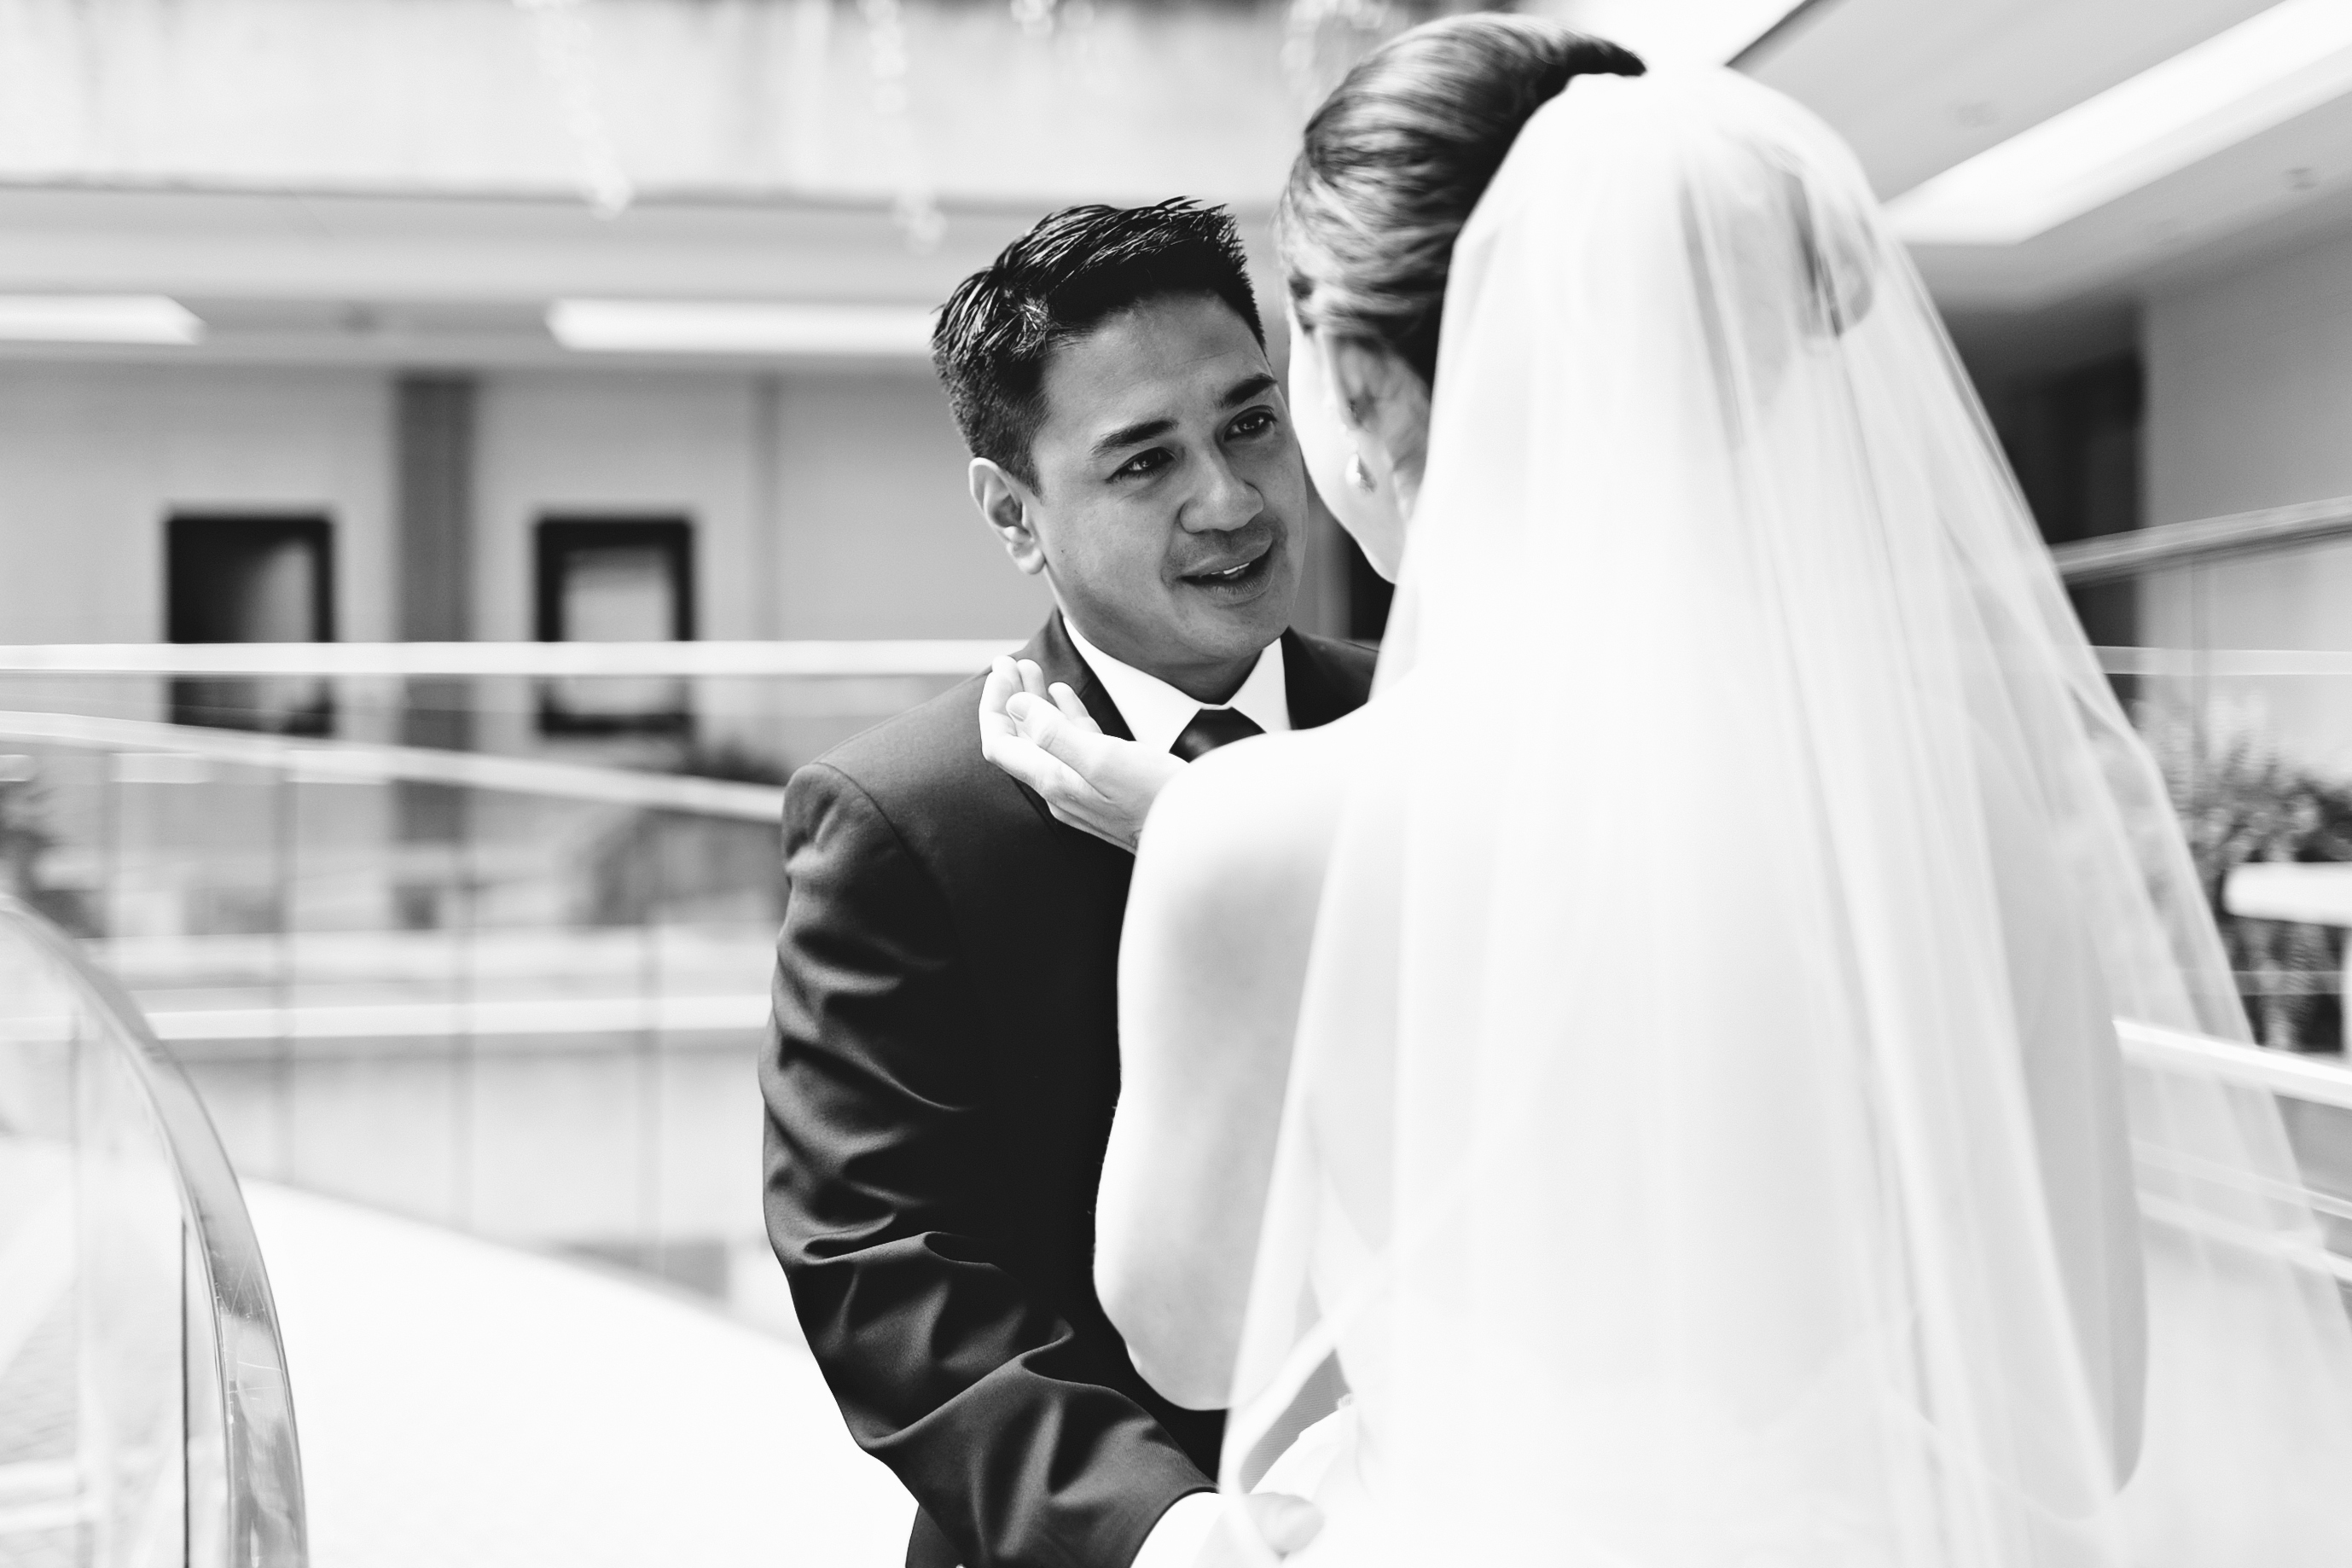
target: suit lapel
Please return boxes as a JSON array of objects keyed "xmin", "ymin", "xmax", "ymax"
[
  {"xmin": 1005, "ymin": 613, "xmax": 1140, "ymax": 874},
  {"xmin": 1021, "ymin": 611, "xmax": 1135, "ymax": 743},
  {"xmin": 1281, "ymin": 629, "xmax": 1359, "ymax": 731}
]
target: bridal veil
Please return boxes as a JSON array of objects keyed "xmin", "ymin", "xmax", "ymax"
[{"xmin": 1227, "ymin": 68, "xmax": 2352, "ymax": 1565}]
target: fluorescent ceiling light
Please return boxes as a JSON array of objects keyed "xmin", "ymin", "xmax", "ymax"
[
  {"xmin": 1890, "ymin": 0, "xmax": 2352, "ymax": 246},
  {"xmin": 1543, "ymin": 0, "xmax": 1809, "ymax": 67},
  {"xmin": 0, "ymin": 295, "xmax": 203, "ymax": 345},
  {"xmin": 548, "ymin": 299, "xmax": 934, "ymax": 357}
]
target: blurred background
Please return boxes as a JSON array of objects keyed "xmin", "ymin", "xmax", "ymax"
[{"xmin": 9, "ymin": 1, "xmax": 2352, "ymax": 1564}]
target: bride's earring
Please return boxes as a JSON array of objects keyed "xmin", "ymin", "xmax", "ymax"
[{"xmin": 1347, "ymin": 450, "xmax": 1378, "ymax": 493}]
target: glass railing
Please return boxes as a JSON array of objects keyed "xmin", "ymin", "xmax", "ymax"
[
  {"xmin": 0, "ymin": 894, "xmax": 305, "ymax": 1567},
  {"xmin": 15, "ymin": 584, "xmax": 2347, "ymax": 1320},
  {"xmin": 2118, "ymin": 1021, "xmax": 2352, "ymax": 1300},
  {"xmin": 2055, "ymin": 497, "xmax": 2352, "ymax": 1055},
  {"xmin": 0, "ymin": 643, "xmax": 1010, "ymax": 1326}
]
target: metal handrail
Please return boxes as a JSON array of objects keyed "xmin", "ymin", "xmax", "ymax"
[
  {"xmin": 2117, "ymin": 1019, "xmax": 2352, "ymax": 1112},
  {"xmin": 0, "ymin": 896, "xmax": 307, "ymax": 1565},
  {"xmin": 0, "ymin": 710, "xmax": 786, "ymax": 822},
  {"xmin": 2115, "ymin": 1019, "xmax": 2352, "ymax": 1288},
  {"xmin": 2052, "ymin": 495, "xmax": 2352, "ymax": 586},
  {"xmin": 0, "ymin": 638, "xmax": 1016, "ymax": 677}
]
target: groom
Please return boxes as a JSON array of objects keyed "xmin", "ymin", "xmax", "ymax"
[{"xmin": 762, "ymin": 200, "xmax": 1375, "ymax": 1568}]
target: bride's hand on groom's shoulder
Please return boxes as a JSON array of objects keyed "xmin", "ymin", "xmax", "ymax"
[{"xmin": 979, "ymin": 656, "xmax": 1182, "ymax": 852}]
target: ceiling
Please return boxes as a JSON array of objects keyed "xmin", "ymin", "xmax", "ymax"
[
  {"xmin": 1745, "ymin": 0, "xmax": 2285, "ymax": 199},
  {"xmin": 1748, "ymin": 0, "xmax": 2352, "ymax": 379},
  {"xmin": 2, "ymin": 0, "xmax": 2349, "ymax": 379}
]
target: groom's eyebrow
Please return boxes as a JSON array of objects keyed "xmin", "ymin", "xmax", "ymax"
[
  {"xmin": 1219, "ymin": 372, "xmax": 1277, "ymax": 409},
  {"xmin": 1088, "ymin": 374, "xmax": 1281, "ymax": 457},
  {"xmin": 1091, "ymin": 415, "xmax": 1176, "ymax": 456}
]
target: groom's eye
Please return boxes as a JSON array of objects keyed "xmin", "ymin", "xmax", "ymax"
[
  {"xmin": 1228, "ymin": 408, "xmax": 1279, "ymax": 440},
  {"xmin": 1112, "ymin": 448, "xmax": 1173, "ymax": 481}
]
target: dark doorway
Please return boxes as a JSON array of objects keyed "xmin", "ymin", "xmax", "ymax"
[
  {"xmin": 534, "ymin": 517, "xmax": 696, "ymax": 736},
  {"xmin": 1984, "ymin": 355, "xmax": 2144, "ymax": 651},
  {"xmin": 165, "ymin": 514, "xmax": 335, "ymax": 734}
]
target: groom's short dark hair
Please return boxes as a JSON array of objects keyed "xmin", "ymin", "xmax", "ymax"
[{"xmin": 932, "ymin": 200, "xmax": 1265, "ymax": 491}]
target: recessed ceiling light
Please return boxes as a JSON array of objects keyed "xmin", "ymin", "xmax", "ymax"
[
  {"xmin": 0, "ymin": 295, "xmax": 204, "ymax": 345},
  {"xmin": 547, "ymin": 299, "xmax": 935, "ymax": 357},
  {"xmin": 1890, "ymin": 0, "xmax": 2352, "ymax": 246}
]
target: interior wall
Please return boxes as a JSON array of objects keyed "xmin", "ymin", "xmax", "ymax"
[
  {"xmin": 0, "ymin": 361, "xmax": 393, "ymax": 648},
  {"xmin": 769, "ymin": 369, "xmax": 1050, "ymax": 641},
  {"xmin": 0, "ymin": 360, "xmax": 1049, "ymax": 650},
  {"xmin": 476, "ymin": 371, "xmax": 750, "ymax": 648},
  {"xmin": 475, "ymin": 365, "xmax": 1048, "ymax": 648},
  {"xmin": 0, "ymin": 357, "xmax": 1348, "ymax": 764},
  {"xmin": 2144, "ymin": 223, "xmax": 2352, "ymax": 774}
]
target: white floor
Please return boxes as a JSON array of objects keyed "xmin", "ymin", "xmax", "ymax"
[{"xmin": 245, "ymin": 1182, "xmax": 915, "ymax": 1568}]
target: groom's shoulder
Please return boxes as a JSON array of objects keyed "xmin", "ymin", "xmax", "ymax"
[{"xmin": 786, "ymin": 671, "xmax": 1006, "ymax": 831}]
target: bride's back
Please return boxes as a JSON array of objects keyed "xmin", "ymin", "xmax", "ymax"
[
  {"xmin": 1097, "ymin": 703, "xmax": 1375, "ymax": 1408},
  {"xmin": 1106, "ymin": 19, "xmax": 2352, "ymax": 1565}
]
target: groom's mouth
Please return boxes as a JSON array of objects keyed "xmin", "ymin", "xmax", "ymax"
[{"xmin": 1176, "ymin": 541, "xmax": 1277, "ymax": 601}]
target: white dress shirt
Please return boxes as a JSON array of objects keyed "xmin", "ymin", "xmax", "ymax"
[{"xmin": 1064, "ymin": 622, "xmax": 1291, "ymax": 753}]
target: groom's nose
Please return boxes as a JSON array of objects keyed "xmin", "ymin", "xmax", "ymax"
[{"xmin": 1181, "ymin": 448, "xmax": 1262, "ymax": 533}]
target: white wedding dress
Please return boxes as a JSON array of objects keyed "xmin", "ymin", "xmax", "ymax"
[{"xmin": 1211, "ymin": 69, "xmax": 2352, "ymax": 1565}]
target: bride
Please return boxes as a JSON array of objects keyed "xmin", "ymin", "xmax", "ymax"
[{"xmin": 996, "ymin": 15, "xmax": 2352, "ymax": 1565}]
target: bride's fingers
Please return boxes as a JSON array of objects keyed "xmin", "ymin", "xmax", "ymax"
[
  {"xmin": 978, "ymin": 658, "xmax": 1022, "ymax": 739},
  {"xmin": 1241, "ymin": 1493, "xmax": 1324, "ymax": 1556},
  {"xmin": 1004, "ymin": 691, "xmax": 1063, "ymax": 747},
  {"xmin": 1006, "ymin": 695, "xmax": 1086, "ymax": 757},
  {"xmin": 1046, "ymin": 682, "xmax": 1101, "ymax": 734},
  {"xmin": 995, "ymin": 740, "xmax": 1101, "ymax": 811},
  {"xmin": 1009, "ymin": 696, "xmax": 1120, "ymax": 781},
  {"xmin": 1015, "ymin": 658, "xmax": 1051, "ymax": 702},
  {"xmin": 986, "ymin": 706, "xmax": 1112, "ymax": 807},
  {"xmin": 1008, "ymin": 694, "xmax": 1104, "ymax": 770}
]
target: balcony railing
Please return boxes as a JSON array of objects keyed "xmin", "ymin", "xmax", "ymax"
[
  {"xmin": 0, "ymin": 595, "xmax": 2344, "ymax": 1303},
  {"xmin": 2041, "ymin": 498, "xmax": 2352, "ymax": 1054},
  {"xmin": 2052, "ymin": 494, "xmax": 2352, "ymax": 587},
  {"xmin": 0, "ymin": 652, "xmax": 979, "ymax": 1323},
  {"xmin": 2119, "ymin": 1020, "xmax": 2352, "ymax": 1297},
  {"xmin": 0, "ymin": 894, "xmax": 305, "ymax": 1567}
]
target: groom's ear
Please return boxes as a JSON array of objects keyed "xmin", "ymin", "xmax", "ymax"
[{"xmin": 971, "ymin": 457, "xmax": 1049, "ymax": 578}]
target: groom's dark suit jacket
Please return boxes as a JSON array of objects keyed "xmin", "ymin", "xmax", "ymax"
[{"xmin": 763, "ymin": 611, "xmax": 1375, "ymax": 1568}]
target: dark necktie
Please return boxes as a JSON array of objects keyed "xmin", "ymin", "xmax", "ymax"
[{"xmin": 1170, "ymin": 706, "xmax": 1264, "ymax": 762}]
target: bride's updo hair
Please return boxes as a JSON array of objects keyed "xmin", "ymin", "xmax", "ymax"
[{"xmin": 1279, "ymin": 16, "xmax": 1644, "ymax": 386}]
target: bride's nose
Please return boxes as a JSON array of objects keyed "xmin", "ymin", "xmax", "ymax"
[{"xmin": 1182, "ymin": 449, "xmax": 1262, "ymax": 532}]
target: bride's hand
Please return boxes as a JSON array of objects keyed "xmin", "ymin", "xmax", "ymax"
[{"xmin": 978, "ymin": 656, "xmax": 1183, "ymax": 852}]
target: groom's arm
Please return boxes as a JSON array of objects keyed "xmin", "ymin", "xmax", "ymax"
[{"xmin": 762, "ymin": 763, "xmax": 1212, "ymax": 1568}]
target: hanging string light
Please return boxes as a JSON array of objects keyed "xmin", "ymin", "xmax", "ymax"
[
  {"xmin": 860, "ymin": 0, "xmax": 946, "ymax": 252},
  {"xmin": 514, "ymin": 0, "xmax": 635, "ymax": 218}
]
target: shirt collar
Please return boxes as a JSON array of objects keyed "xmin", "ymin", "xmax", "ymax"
[{"xmin": 1063, "ymin": 622, "xmax": 1292, "ymax": 756}]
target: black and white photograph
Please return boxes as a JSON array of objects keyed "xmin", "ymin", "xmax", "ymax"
[{"xmin": 5, "ymin": 1, "xmax": 2352, "ymax": 1564}]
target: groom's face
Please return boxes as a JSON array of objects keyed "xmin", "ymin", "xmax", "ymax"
[{"xmin": 1004, "ymin": 293, "xmax": 1304, "ymax": 693}]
